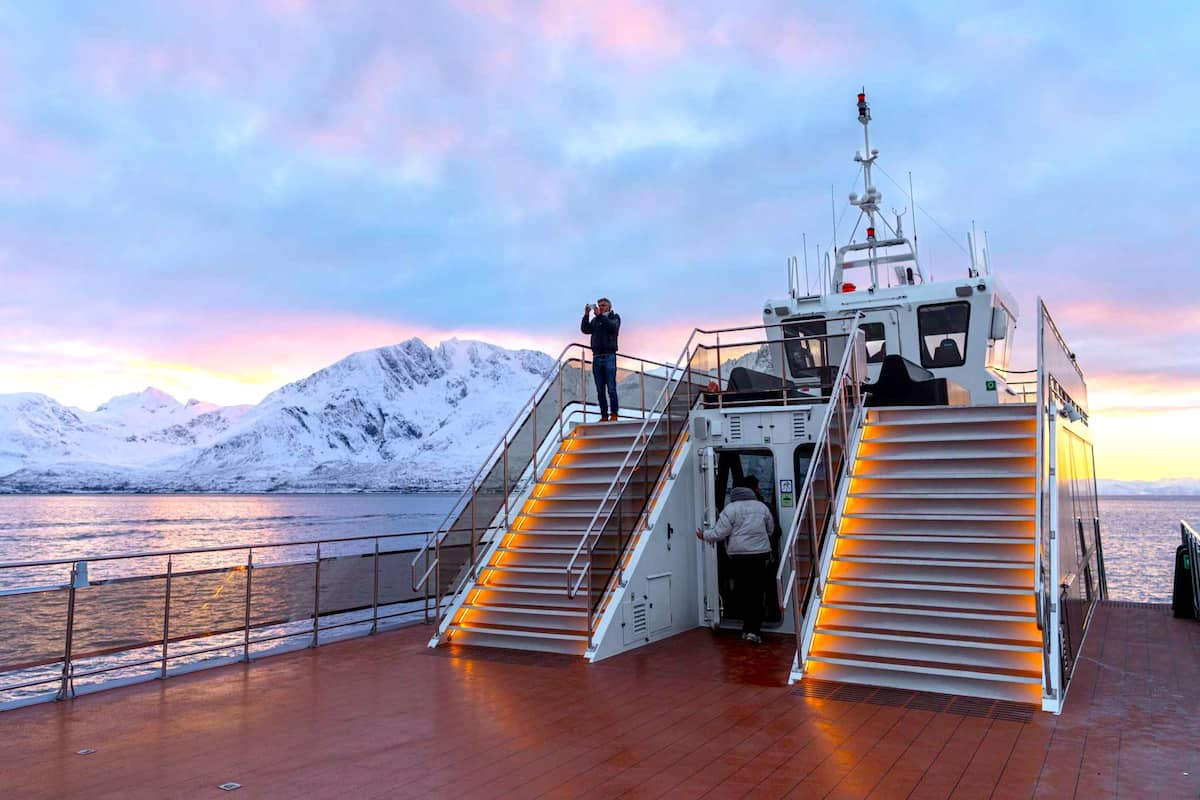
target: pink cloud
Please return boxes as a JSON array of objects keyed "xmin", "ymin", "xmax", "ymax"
[{"xmin": 457, "ymin": 0, "xmax": 689, "ymax": 60}]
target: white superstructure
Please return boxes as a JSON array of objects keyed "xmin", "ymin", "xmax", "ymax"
[{"xmin": 415, "ymin": 90, "xmax": 1104, "ymax": 715}]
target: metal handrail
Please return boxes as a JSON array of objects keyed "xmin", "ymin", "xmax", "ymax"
[
  {"xmin": 563, "ymin": 320, "xmax": 865, "ymax": 604},
  {"xmin": 1183, "ymin": 521, "xmax": 1200, "ymax": 620},
  {"xmin": 1, "ymin": 529, "xmax": 438, "ymax": 706},
  {"xmin": 775, "ymin": 322, "xmax": 866, "ymax": 611},
  {"xmin": 409, "ymin": 342, "xmax": 679, "ymax": 594},
  {"xmin": 564, "ymin": 332, "xmax": 698, "ymax": 599},
  {"xmin": 0, "ymin": 530, "xmax": 432, "ymax": 570}
]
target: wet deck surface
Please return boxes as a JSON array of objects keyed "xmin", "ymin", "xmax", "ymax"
[{"xmin": 2, "ymin": 601, "xmax": 1198, "ymax": 799}]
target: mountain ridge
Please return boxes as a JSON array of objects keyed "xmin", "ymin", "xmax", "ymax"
[{"xmin": 0, "ymin": 338, "xmax": 554, "ymax": 493}]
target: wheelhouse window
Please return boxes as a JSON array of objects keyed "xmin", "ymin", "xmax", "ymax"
[
  {"xmin": 782, "ymin": 317, "xmax": 827, "ymax": 378},
  {"xmin": 918, "ymin": 302, "xmax": 970, "ymax": 368},
  {"xmin": 859, "ymin": 322, "xmax": 886, "ymax": 364}
]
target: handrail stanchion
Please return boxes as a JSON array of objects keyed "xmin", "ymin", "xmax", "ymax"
[
  {"xmin": 580, "ymin": 346, "xmax": 587, "ymax": 423},
  {"xmin": 715, "ymin": 333, "xmax": 723, "ymax": 410},
  {"xmin": 56, "ymin": 563, "xmax": 80, "ymax": 701},
  {"xmin": 503, "ymin": 445, "xmax": 510, "ymax": 530},
  {"xmin": 371, "ymin": 539, "xmax": 380, "ymax": 635},
  {"xmin": 640, "ymin": 361, "xmax": 646, "ymax": 418},
  {"xmin": 244, "ymin": 549, "xmax": 253, "ymax": 660},
  {"xmin": 161, "ymin": 555, "xmax": 172, "ymax": 680},
  {"xmin": 312, "ymin": 542, "xmax": 322, "ymax": 647}
]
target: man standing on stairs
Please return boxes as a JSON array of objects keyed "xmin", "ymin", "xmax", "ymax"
[
  {"xmin": 696, "ymin": 481, "xmax": 775, "ymax": 643},
  {"xmin": 581, "ymin": 298, "xmax": 621, "ymax": 421}
]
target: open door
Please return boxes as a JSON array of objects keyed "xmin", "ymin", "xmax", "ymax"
[
  {"xmin": 708, "ymin": 449, "xmax": 783, "ymax": 630},
  {"xmin": 699, "ymin": 446, "xmax": 721, "ymax": 628}
]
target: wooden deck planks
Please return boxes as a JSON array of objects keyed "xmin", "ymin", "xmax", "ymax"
[{"xmin": 0, "ymin": 602, "xmax": 1198, "ymax": 799}]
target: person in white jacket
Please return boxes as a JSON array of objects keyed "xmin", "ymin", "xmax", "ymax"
[{"xmin": 696, "ymin": 481, "xmax": 775, "ymax": 642}]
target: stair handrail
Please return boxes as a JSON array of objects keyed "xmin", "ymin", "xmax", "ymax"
[
  {"xmin": 775, "ymin": 318, "xmax": 866, "ymax": 613},
  {"xmin": 564, "ymin": 314, "xmax": 874, "ymax": 604},
  {"xmin": 563, "ymin": 332, "xmax": 703, "ymax": 600},
  {"xmin": 410, "ymin": 343, "xmax": 681, "ymax": 605}
]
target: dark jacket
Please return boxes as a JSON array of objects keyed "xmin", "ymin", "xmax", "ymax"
[{"xmin": 581, "ymin": 311, "xmax": 621, "ymax": 355}]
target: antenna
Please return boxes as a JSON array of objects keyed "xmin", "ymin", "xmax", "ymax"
[
  {"xmin": 967, "ymin": 231, "xmax": 978, "ymax": 277},
  {"xmin": 908, "ymin": 171, "xmax": 919, "ymax": 263},
  {"xmin": 830, "ymin": 184, "xmax": 837, "ymax": 248},
  {"xmin": 802, "ymin": 232, "xmax": 810, "ymax": 295},
  {"xmin": 983, "ymin": 230, "xmax": 992, "ymax": 275}
]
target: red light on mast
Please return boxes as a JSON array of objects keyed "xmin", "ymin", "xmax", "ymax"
[
  {"xmin": 867, "ymin": 226, "xmax": 875, "ymax": 239},
  {"xmin": 857, "ymin": 93, "xmax": 865, "ymax": 102},
  {"xmin": 842, "ymin": 282, "xmax": 856, "ymax": 293}
]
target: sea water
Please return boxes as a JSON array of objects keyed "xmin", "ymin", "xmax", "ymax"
[{"xmin": 1, "ymin": 493, "xmax": 1195, "ymax": 600}]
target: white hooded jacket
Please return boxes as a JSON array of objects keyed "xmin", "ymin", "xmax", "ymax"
[{"xmin": 703, "ymin": 486, "xmax": 774, "ymax": 555}]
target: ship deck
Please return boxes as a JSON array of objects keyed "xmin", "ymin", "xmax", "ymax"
[{"xmin": 3, "ymin": 601, "xmax": 1198, "ymax": 799}]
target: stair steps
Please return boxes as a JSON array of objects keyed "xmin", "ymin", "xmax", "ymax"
[
  {"xmin": 803, "ymin": 403, "xmax": 1042, "ymax": 704},
  {"xmin": 441, "ymin": 420, "xmax": 663, "ymax": 656}
]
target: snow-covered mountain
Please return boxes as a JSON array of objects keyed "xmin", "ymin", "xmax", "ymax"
[
  {"xmin": 0, "ymin": 338, "xmax": 553, "ymax": 493},
  {"xmin": 1096, "ymin": 478, "xmax": 1200, "ymax": 496}
]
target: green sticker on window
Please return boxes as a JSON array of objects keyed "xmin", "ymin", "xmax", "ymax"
[{"xmin": 986, "ymin": 379, "xmax": 996, "ymax": 391}]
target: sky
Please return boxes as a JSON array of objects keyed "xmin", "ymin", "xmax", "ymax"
[{"xmin": 1, "ymin": 1, "xmax": 1198, "ymax": 480}]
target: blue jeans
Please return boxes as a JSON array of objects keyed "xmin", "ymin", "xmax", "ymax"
[{"xmin": 592, "ymin": 353, "xmax": 619, "ymax": 418}]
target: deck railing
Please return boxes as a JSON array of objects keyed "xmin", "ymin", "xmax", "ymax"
[
  {"xmin": 1183, "ymin": 521, "xmax": 1200, "ymax": 621},
  {"xmin": 0, "ymin": 531, "xmax": 436, "ymax": 709},
  {"xmin": 1035, "ymin": 298, "xmax": 1104, "ymax": 712}
]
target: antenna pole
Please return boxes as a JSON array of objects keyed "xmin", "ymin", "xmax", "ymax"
[
  {"xmin": 908, "ymin": 171, "xmax": 919, "ymax": 263},
  {"xmin": 802, "ymin": 232, "xmax": 810, "ymax": 295},
  {"xmin": 830, "ymin": 184, "xmax": 837, "ymax": 249},
  {"xmin": 983, "ymin": 230, "xmax": 992, "ymax": 275}
]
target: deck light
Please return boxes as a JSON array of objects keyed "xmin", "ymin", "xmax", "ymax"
[{"xmin": 841, "ymin": 282, "xmax": 856, "ymax": 293}]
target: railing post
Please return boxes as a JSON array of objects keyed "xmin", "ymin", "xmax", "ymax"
[
  {"xmin": 160, "ymin": 555, "xmax": 172, "ymax": 679},
  {"xmin": 243, "ymin": 549, "xmax": 253, "ymax": 662},
  {"xmin": 640, "ymin": 361, "xmax": 646, "ymax": 418},
  {"xmin": 532, "ymin": 402, "xmax": 538, "ymax": 477},
  {"xmin": 558, "ymin": 368, "xmax": 565, "ymax": 440},
  {"xmin": 56, "ymin": 562, "xmax": 82, "ymax": 701},
  {"xmin": 312, "ymin": 542, "xmax": 321, "ymax": 648},
  {"xmin": 470, "ymin": 485, "xmax": 477, "ymax": 569},
  {"xmin": 580, "ymin": 346, "xmax": 587, "ymax": 423},
  {"xmin": 715, "ymin": 334, "xmax": 723, "ymax": 409},
  {"xmin": 371, "ymin": 538, "xmax": 380, "ymax": 635},
  {"xmin": 503, "ymin": 445, "xmax": 510, "ymax": 529}
]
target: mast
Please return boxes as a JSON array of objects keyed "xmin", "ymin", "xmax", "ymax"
[
  {"xmin": 851, "ymin": 90, "xmax": 881, "ymax": 288},
  {"xmin": 833, "ymin": 89, "xmax": 925, "ymax": 293}
]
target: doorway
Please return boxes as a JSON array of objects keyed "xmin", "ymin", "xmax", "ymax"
[{"xmin": 714, "ymin": 449, "xmax": 782, "ymax": 627}]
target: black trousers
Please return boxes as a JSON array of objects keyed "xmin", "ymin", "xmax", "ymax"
[{"xmin": 730, "ymin": 552, "xmax": 770, "ymax": 635}]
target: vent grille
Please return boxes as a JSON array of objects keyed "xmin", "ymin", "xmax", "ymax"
[
  {"xmin": 792, "ymin": 413, "xmax": 807, "ymax": 440},
  {"xmin": 630, "ymin": 601, "xmax": 648, "ymax": 636},
  {"xmin": 728, "ymin": 416, "xmax": 742, "ymax": 441}
]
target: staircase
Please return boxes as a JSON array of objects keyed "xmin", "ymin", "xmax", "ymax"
[
  {"xmin": 443, "ymin": 419, "xmax": 666, "ymax": 655},
  {"xmin": 804, "ymin": 404, "xmax": 1042, "ymax": 704}
]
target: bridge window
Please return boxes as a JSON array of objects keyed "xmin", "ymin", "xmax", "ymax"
[
  {"xmin": 782, "ymin": 318, "xmax": 828, "ymax": 378},
  {"xmin": 918, "ymin": 302, "xmax": 970, "ymax": 368},
  {"xmin": 859, "ymin": 322, "xmax": 886, "ymax": 364}
]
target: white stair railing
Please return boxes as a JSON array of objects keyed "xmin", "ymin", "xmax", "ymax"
[{"xmin": 777, "ymin": 323, "xmax": 867, "ymax": 673}]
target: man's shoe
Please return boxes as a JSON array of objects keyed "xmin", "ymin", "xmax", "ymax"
[{"xmin": 745, "ymin": 633, "xmax": 763, "ymax": 644}]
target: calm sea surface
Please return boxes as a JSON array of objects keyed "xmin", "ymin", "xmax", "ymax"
[{"xmin": 1, "ymin": 493, "xmax": 1196, "ymax": 601}]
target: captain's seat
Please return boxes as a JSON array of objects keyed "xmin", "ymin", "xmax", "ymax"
[{"xmin": 929, "ymin": 337, "xmax": 961, "ymax": 368}]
